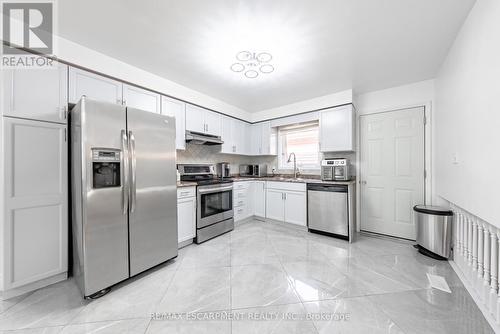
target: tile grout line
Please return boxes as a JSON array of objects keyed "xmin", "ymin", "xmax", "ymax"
[
  {"xmin": 264, "ymin": 224, "xmax": 321, "ymax": 333},
  {"xmin": 140, "ymin": 246, "xmax": 188, "ymax": 334}
]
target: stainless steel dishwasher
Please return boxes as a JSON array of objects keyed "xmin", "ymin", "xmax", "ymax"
[{"xmin": 307, "ymin": 184, "xmax": 349, "ymax": 241}]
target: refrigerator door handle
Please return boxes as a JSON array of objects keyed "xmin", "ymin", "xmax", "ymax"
[
  {"xmin": 129, "ymin": 130, "xmax": 137, "ymax": 213},
  {"xmin": 121, "ymin": 130, "xmax": 129, "ymax": 215}
]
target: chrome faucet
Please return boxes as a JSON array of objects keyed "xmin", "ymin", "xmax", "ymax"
[{"xmin": 287, "ymin": 152, "xmax": 299, "ymax": 179}]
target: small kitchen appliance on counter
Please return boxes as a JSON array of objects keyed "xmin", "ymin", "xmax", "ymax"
[
  {"xmin": 239, "ymin": 164, "xmax": 268, "ymax": 177},
  {"xmin": 321, "ymin": 158, "xmax": 351, "ymax": 181},
  {"xmin": 216, "ymin": 162, "xmax": 231, "ymax": 178}
]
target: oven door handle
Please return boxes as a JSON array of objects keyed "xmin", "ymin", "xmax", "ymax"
[{"xmin": 198, "ymin": 185, "xmax": 233, "ymax": 194}]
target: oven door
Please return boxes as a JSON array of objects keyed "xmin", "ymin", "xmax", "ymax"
[{"xmin": 197, "ymin": 184, "xmax": 234, "ymax": 228}]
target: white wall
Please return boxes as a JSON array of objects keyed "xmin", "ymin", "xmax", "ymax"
[
  {"xmin": 251, "ymin": 89, "xmax": 353, "ymax": 123},
  {"xmin": 435, "ymin": 0, "xmax": 500, "ymax": 226},
  {"xmin": 354, "ymin": 79, "xmax": 435, "ymax": 115},
  {"xmin": 56, "ymin": 37, "xmax": 251, "ymax": 121}
]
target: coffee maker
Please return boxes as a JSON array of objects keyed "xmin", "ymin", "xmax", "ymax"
[{"xmin": 216, "ymin": 162, "xmax": 231, "ymax": 178}]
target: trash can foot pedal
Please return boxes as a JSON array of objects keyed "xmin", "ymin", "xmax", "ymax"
[{"xmin": 415, "ymin": 244, "xmax": 448, "ymax": 261}]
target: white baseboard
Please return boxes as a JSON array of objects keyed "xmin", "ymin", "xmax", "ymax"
[
  {"xmin": 0, "ymin": 272, "xmax": 67, "ymax": 301},
  {"xmin": 449, "ymin": 260, "xmax": 500, "ymax": 333}
]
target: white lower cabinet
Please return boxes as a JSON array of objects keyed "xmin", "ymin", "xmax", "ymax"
[
  {"xmin": 283, "ymin": 191, "xmax": 307, "ymax": 226},
  {"xmin": 177, "ymin": 187, "xmax": 196, "ymax": 244},
  {"xmin": 253, "ymin": 181, "xmax": 266, "ymax": 218},
  {"xmin": 265, "ymin": 189, "xmax": 285, "ymax": 221},
  {"xmin": 2, "ymin": 117, "xmax": 68, "ymax": 291},
  {"xmin": 233, "ymin": 181, "xmax": 253, "ymax": 222},
  {"xmin": 265, "ymin": 182, "xmax": 307, "ymax": 226}
]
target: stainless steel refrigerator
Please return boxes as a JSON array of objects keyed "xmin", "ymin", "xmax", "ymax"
[{"xmin": 70, "ymin": 97, "xmax": 178, "ymax": 298}]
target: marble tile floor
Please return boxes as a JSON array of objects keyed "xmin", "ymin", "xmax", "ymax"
[{"xmin": 0, "ymin": 219, "xmax": 493, "ymax": 334}]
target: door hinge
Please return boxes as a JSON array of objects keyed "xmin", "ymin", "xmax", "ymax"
[
  {"xmin": 64, "ymin": 128, "xmax": 67, "ymax": 142},
  {"xmin": 424, "ymin": 170, "xmax": 427, "ymax": 179},
  {"xmin": 423, "ymin": 115, "xmax": 427, "ymax": 125}
]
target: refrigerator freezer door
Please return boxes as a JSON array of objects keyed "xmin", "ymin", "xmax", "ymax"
[
  {"xmin": 73, "ymin": 97, "xmax": 129, "ymax": 297},
  {"xmin": 127, "ymin": 108, "xmax": 178, "ymax": 276}
]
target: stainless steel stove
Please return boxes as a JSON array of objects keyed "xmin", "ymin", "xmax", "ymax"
[{"xmin": 178, "ymin": 164, "xmax": 234, "ymax": 243}]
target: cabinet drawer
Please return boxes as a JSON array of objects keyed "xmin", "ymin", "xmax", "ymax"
[
  {"xmin": 177, "ymin": 187, "xmax": 196, "ymax": 199},
  {"xmin": 266, "ymin": 181, "xmax": 306, "ymax": 192},
  {"xmin": 233, "ymin": 189, "xmax": 248, "ymax": 200},
  {"xmin": 234, "ymin": 198, "xmax": 246, "ymax": 208},
  {"xmin": 234, "ymin": 205, "xmax": 247, "ymax": 221},
  {"xmin": 234, "ymin": 181, "xmax": 251, "ymax": 190}
]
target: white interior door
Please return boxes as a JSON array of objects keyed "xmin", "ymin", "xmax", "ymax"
[{"xmin": 360, "ymin": 107, "xmax": 425, "ymax": 240}]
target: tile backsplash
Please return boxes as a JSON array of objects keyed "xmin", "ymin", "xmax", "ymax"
[
  {"xmin": 177, "ymin": 143, "xmax": 357, "ymax": 178},
  {"xmin": 176, "ymin": 143, "xmax": 253, "ymax": 174}
]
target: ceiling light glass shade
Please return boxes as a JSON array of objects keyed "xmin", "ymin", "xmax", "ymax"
[
  {"xmin": 259, "ymin": 64, "xmax": 274, "ymax": 74},
  {"xmin": 257, "ymin": 52, "xmax": 272, "ymax": 63},
  {"xmin": 230, "ymin": 63, "xmax": 245, "ymax": 72},
  {"xmin": 245, "ymin": 70, "xmax": 258, "ymax": 78},
  {"xmin": 231, "ymin": 50, "xmax": 274, "ymax": 79},
  {"xmin": 236, "ymin": 51, "xmax": 252, "ymax": 62}
]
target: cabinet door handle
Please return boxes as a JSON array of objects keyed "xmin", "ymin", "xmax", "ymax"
[
  {"xmin": 123, "ymin": 99, "xmax": 127, "ymax": 105},
  {"xmin": 180, "ymin": 191, "xmax": 190, "ymax": 196}
]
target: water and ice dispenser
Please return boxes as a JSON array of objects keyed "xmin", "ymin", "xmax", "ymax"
[{"xmin": 91, "ymin": 149, "xmax": 121, "ymax": 188}]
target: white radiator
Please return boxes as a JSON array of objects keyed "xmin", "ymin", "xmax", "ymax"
[{"xmin": 451, "ymin": 203, "xmax": 500, "ymax": 327}]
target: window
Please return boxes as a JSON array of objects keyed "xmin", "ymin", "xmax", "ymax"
[{"xmin": 278, "ymin": 122, "xmax": 320, "ymax": 170}]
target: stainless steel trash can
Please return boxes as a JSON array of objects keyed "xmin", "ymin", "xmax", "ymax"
[{"xmin": 414, "ymin": 205, "xmax": 454, "ymax": 259}]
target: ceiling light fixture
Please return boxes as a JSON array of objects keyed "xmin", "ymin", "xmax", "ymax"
[{"xmin": 230, "ymin": 51, "xmax": 274, "ymax": 78}]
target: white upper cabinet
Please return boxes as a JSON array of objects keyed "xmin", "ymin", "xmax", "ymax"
[
  {"xmin": 185, "ymin": 104, "xmax": 222, "ymax": 137},
  {"xmin": 221, "ymin": 117, "xmax": 248, "ymax": 155},
  {"xmin": 161, "ymin": 96, "xmax": 186, "ymax": 150},
  {"xmin": 319, "ymin": 105, "xmax": 355, "ymax": 152},
  {"xmin": 3, "ymin": 63, "xmax": 68, "ymax": 123},
  {"xmin": 185, "ymin": 104, "xmax": 205, "ymax": 133},
  {"xmin": 69, "ymin": 67, "xmax": 122, "ymax": 105},
  {"xmin": 247, "ymin": 121, "xmax": 275, "ymax": 156},
  {"xmin": 221, "ymin": 116, "xmax": 235, "ymax": 153},
  {"xmin": 204, "ymin": 109, "xmax": 222, "ymax": 136},
  {"xmin": 123, "ymin": 84, "xmax": 160, "ymax": 113},
  {"xmin": 249, "ymin": 124, "xmax": 261, "ymax": 155},
  {"xmin": 260, "ymin": 121, "xmax": 273, "ymax": 155}
]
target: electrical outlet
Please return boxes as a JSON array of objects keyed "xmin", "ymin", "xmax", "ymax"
[{"xmin": 452, "ymin": 153, "xmax": 459, "ymax": 165}]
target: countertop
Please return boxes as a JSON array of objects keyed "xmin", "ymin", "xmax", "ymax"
[
  {"xmin": 177, "ymin": 177, "xmax": 356, "ymax": 188},
  {"xmin": 231, "ymin": 176, "xmax": 356, "ymax": 186}
]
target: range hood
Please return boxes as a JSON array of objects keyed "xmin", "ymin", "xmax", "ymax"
[{"xmin": 185, "ymin": 131, "xmax": 224, "ymax": 145}]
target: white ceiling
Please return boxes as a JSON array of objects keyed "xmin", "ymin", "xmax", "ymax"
[{"xmin": 58, "ymin": 0, "xmax": 475, "ymax": 112}]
